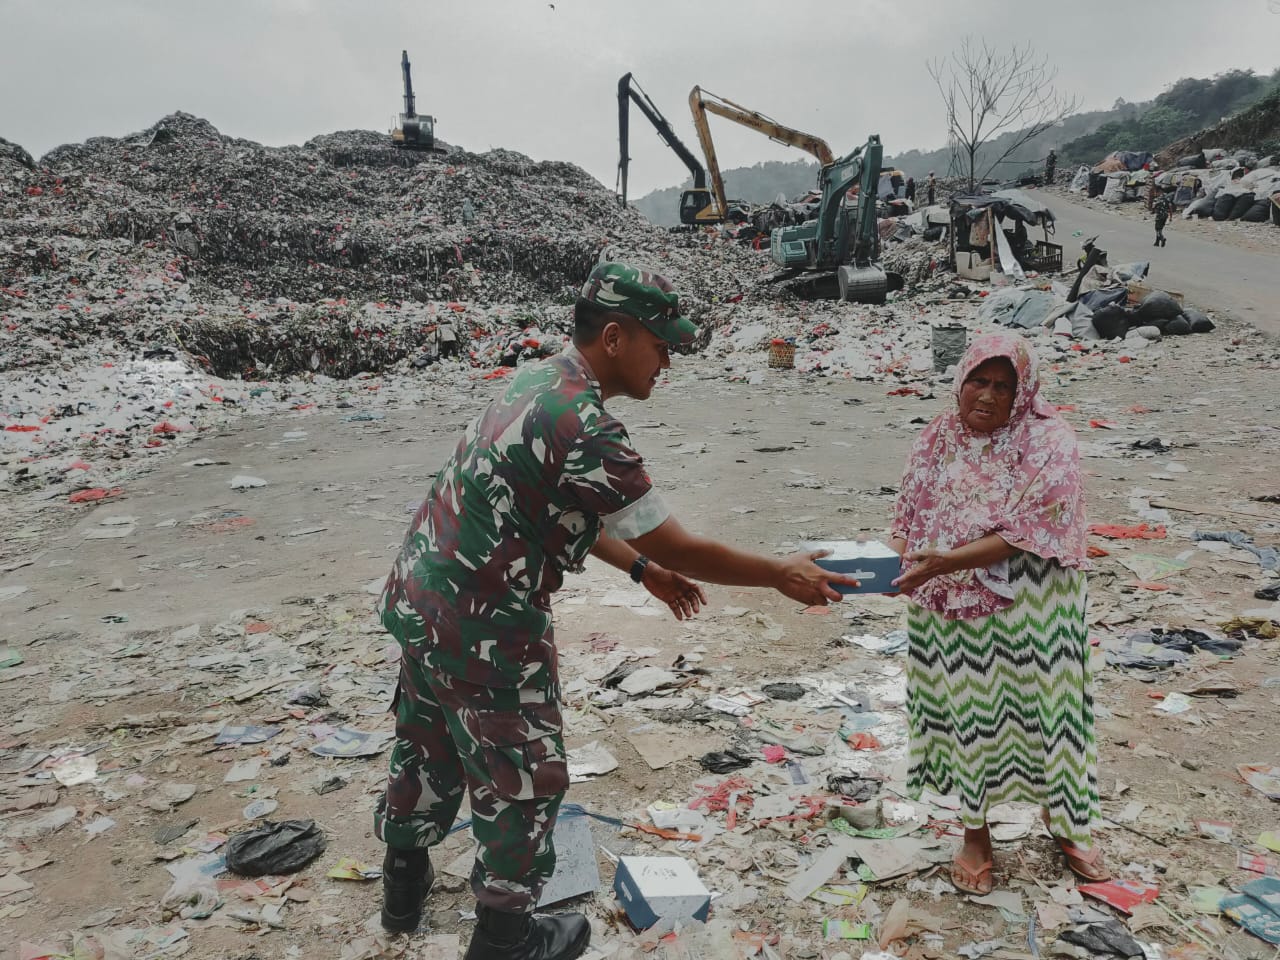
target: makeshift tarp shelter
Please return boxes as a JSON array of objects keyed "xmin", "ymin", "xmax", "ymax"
[
  {"xmin": 1092, "ymin": 150, "xmax": 1153, "ymax": 174},
  {"xmin": 948, "ymin": 194, "xmax": 1060, "ymax": 280}
]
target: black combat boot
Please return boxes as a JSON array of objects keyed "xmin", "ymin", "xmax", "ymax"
[
  {"xmin": 380, "ymin": 847, "xmax": 435, "ymax": 932},
  {"xmin": 462, "ymin": 904, "xmax": 590, "ymax": 960}
]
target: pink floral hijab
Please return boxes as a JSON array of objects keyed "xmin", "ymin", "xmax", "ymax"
[{"xmin": 891, "ymin": 332, "xmax": 1088, "ymax": 620}]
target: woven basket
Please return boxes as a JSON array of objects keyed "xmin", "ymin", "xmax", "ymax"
[{"xmin": 768, "ymin": 340, "xmax": 796, "ymax": 369}]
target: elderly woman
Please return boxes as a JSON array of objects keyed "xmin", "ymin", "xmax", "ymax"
[{"xmin": 889, "ymin": 333, "xmax": 1107, "ymax": 895}]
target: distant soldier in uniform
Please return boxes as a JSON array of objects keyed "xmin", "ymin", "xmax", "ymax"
[
  {"xmin": 375, "ymin": 262, "xmax": 857, "ymax": 960},
  {"xmin": 1153, "ymin": 193, "xmax": 1171, "ymax": 247},
  {"xmin": 927, "ymin": 171, "xmax": 937, "ymax": 205},
  {"xmin": 1044, "ymin": 150, "xmax": 1057, "ymax": 185}
]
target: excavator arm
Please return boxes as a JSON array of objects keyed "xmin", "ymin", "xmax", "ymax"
[
  {"xmin": 689, "ymin": 87, "xmax": 835, "ymax": 166},
  {"xmin": 618, "ymin": 74, "xmax": 708, "ymax": 204},
  {"xmin": 687, "ymin": 85, "xmax": 837, "ymax": 223}
]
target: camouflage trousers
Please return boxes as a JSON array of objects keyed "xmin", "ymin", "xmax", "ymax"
[{"xmin": 373, "ymin": 651, "xmax": 569, "ymax": 913}]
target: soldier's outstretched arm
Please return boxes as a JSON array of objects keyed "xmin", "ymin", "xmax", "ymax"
[
  {"xmin": 628, "ymin": 516, "xmax": 858, "ymax": 606},
  {"xmin": 589, "ymin": 535, "xmax": 707, "ymax": 621}
]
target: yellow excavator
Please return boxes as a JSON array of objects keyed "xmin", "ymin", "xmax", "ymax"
[{"xmin": 686, "ymin": 85, "xmax": 836, "ymax": 223}]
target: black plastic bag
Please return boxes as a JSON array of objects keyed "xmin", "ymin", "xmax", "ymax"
[
  {"xmin": 1092, "ymin": 305, "xmax": 1130, "ymax": 340},
  {"xmin": 1135, "ymin": 291, "xmax": 1183, "ymax": 324},
  {"xmin": 1059, "ymin": 920, "xmax": 1143, "ymax": 958},
  {"xmin": 1242, "ymin": 200, "xmax": 1271, "ymax": 223},
  {"xmin": 225, "ymin": 819, "xmax": 327, "ymax": 876},
  {"xmin": 1183, "ymin": 308, "xmax": 1215, "ymax": 334},
  {"xmin": 699, "ymin": 751, "xmax": 753, "ymax": 774},
  {"xmin": 1228, "ymin": 193, "xmax": 1255, "ymax": 221}
]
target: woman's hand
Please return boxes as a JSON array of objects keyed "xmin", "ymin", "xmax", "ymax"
[
  {"xmin": 892, "ymin": 548, "xmax": 956, "ymax": 594},
  {"xmin": 776, "ymin": 551, "xmax": 860, "ymax": 606},
  {"xmin": 641, "ymin": 563, "xmax": 708, "ymax": 621}
]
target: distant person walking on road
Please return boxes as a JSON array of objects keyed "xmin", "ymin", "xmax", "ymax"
[
  {"xmin": 927, "ymin": 172, "xmax": 937, "ymax": 205},
  {"xmin": 1153, "ymin": 194, "xmax": 1171, "ymax": 247},
  {"xmin": 1044, "ymin": 150, "xmax": 1057, "ymax": 185}
]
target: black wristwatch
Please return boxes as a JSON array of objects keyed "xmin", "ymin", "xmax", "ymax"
[{"xmin": 630, "ymin": 555, "xmax": 650, "ymax": 583}]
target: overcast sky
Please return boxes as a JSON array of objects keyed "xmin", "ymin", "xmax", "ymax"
[{"xmin": 3, "ymin": 0, "xmax": 1277, "ymax": 196}]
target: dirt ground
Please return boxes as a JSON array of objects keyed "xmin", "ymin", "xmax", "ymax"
[{"xmin": 3, "ymin": 312, "xmax": 1280, "ymax": 959}]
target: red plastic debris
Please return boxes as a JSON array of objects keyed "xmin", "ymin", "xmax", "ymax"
[
  {"xmin": 1088, "ymin": 523, "xmax": 1166, "ymax": 540},
  {"xmin": 846, "ymin": 733, "xmax": 882, "ymax": 751},
  {"xmin": 1077, "ymin": 880, "xmax": 1158, "ymax": 915},
  {"xmin": 761, "ymin": 745, "xmax": 788, "ymax": 764},
  {"xmin": 886, "ymin": 387, "xmax": 924, "ymax": 397},
  {"xmin": 69, "ymin": 487, "xmax": 124, "ymax": 504},
  {"xmin": 3, "ymin": 424, "xmax": 40, "ymax": 432}
]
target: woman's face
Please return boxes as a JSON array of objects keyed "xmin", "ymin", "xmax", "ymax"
[{"xmin": 959, "ymin": 357, "xmax": 1017, "ymax": 433}]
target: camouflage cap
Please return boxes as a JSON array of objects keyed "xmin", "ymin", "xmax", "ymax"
[{"xmin": 579, "ymin": 262, "xmax": 697, "ymax": 346}]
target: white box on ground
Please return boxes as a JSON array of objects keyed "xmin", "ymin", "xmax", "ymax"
[
  {"xmin": 613, "ymin": 856, "xmax": 710, "ymax": 929},
  {"xmin": 807, "ymin": 540, "xmax": 903, "ymax": 595}
]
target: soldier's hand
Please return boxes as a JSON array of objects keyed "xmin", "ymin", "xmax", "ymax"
[
  {"xmin": 641, "ymin": 563, "xmax": 708, "ymax": 621},
  {"xmin": 776, "ymin": 551, "xmax": 859, "ymax": 606}
]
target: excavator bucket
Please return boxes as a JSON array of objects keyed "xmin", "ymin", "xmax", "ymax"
[{"xmin": 837, "ymin": 264, "xmax": 888, "ymax": 304}]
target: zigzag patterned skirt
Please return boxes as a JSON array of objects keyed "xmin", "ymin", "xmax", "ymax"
[{"xmin": 905, "ymin": 552, "xmax": 1101, "ymax": 844}]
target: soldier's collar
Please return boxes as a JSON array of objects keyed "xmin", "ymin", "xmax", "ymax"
[{"xmin": 561, "ymin": 345, "xmax": 601, "ymax": 392}]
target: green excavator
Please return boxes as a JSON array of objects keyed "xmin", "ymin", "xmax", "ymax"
[{"xmin": 769, "ymin": 135, "xmax": 899, "ymax": 303}]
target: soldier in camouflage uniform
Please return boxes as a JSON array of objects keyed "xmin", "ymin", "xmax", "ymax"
[
  {"xmin": 375, "ymin": 261, "xmax": 857, "ymax": 960},
  {"xmin": 1153, "ymin": 193, "xmax": 1171, "ymax": 247}
]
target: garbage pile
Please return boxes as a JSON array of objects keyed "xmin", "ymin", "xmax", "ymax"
[
  {"xmin": 1, "ymin": 112, "xmax": 766, "ymax": 377},
  {"xmin": 1068, "ymin": 142, "xmax": 1280, "ymax": 226},
  {"xmin": 1175, "ymin": 163, "xmax": 1280, "ymax": 225},
  {"xmin": 1, "ymin": 112, "xmax": 779, "ymax": 509}
]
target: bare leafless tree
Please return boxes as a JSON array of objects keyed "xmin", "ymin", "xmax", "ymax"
[{"xmin": 928, "ymin": 39, "xmax": 1079, "ymax": 192}]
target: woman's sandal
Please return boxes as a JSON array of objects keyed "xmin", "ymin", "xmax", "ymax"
[
  {"xmin": 1041, "ymin": 809, "xmax": 1112, "ymax": 882},
  {"xmin": 1054, "ymin": 837, "xmax": 1111, "ymax": 882},
  {"xmin": 951, "ymin": 854, "xmax": 994, "ymax": 895}
]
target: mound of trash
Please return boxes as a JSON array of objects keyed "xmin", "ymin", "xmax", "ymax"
[{"xmin": 1, "ymin": 112, "xmax": 766, "ymax": 379}]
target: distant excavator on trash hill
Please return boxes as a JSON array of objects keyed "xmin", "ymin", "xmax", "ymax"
[{"xmin": 391, "ymin": 50, "xmax": 446, "ymax": 153}]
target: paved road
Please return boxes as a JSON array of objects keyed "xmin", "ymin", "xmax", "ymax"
[{"xmin": 1049, "ymin": 194, "xmax": 1280, "ymax": 335}]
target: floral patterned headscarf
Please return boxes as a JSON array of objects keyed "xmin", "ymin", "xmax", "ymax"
[{"xmin": 891, "ymin": 332, "xmax": 1089, "ymax": 620}]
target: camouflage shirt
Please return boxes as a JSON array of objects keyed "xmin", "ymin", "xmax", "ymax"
[{"xmin": 379, "ymin": 347, "xmax": 668, "ymax": 688}]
